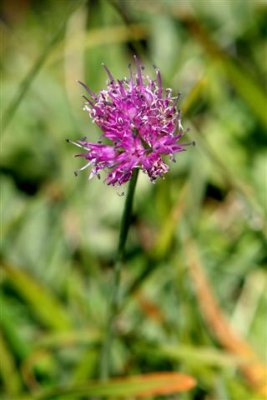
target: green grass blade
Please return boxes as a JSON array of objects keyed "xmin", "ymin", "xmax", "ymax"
[
  {"xmin": 2, "ymin": 263, "xmax": 72, "ymax": 331},
  {"xmin": 0, "ymin": 331, "xmax": 23, "ymax": 396}
]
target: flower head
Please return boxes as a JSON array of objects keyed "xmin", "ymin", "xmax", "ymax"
[{"xmin": 69, "ymin": 56, "xmax": 192, "ymax": 186}]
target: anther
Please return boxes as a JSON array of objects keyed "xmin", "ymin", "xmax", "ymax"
[
  {"xmin": 183, "ymin": 140, "xmax": 196, "ymax": 147},
  {"xmin": 116, "ymin": 188, "xmax": 125, "ymax": 197},
  {"xmin": 67, "ymin": 139, "xmax": 84, "ymax": 148},
  {"xmin": 82, "ymin": 95, "xmax": 94, "ymax": 107}
]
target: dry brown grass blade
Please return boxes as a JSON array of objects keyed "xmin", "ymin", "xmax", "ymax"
[{"xmin": 183, "ymin": 236, "xmax": 267, "ymax": 397}]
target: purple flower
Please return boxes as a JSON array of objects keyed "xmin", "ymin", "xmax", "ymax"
[{"xmin": 69, "ymin": 56, "xmax": 192, "ymax": 186}]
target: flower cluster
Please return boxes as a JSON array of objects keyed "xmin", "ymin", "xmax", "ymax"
[{"xmin": 69, "ymin": 56, "xmax": 192, "ymax": 186}]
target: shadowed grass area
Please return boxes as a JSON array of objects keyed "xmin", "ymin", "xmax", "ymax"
[{"xmin": 1, "ymin": 0, "xmax": 266, "ymax": 399}]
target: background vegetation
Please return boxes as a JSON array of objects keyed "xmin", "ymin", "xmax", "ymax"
[{"xmin": 1, "ymin": 0, "xmax": 267, "ymax": 399}]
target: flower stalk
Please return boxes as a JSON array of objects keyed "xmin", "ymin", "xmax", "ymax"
[
  {"xmin": 100, "ymin": 168, "xmax": 139, "ymax": 379},
  {"xmin": 68, "ymin": 55, "xmax": 193, "ymax": 379}
]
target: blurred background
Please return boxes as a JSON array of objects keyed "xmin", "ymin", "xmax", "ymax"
[{"xmin": 1, "ymin": 0, "xmax": 267, "ymax": 399}]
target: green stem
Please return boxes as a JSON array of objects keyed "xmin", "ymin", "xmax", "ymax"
[{"xmin": 100, "ymin": 168, "xmax": 139, "ymax": 380}]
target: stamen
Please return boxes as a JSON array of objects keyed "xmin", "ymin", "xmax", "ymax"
[
  {"xmin": 78, "ymin": 80, "xmax": 97, "ymax": 99},
  {"xmin": 82, "ymin": 95, "xmax": 94, "ymax": 107},
  {"xmin": 128, "ymin": 63, "xmax": 133, "ymax": 81},
  {"xmin": 174, "ymin": 92, "xmax": 182, "ymax": 106},
  {"xmin": 154, "ymin": 65, "xmax": 162, "ymax": 98},
  {"xmin": 102, "ymin": 63, "xmax": 115, "ymax": 83},
  {"xmin": 134, "ymin": 55, "xmax": 143, "ymax": 86},
  {"xmin": 66, "ymin": 138, "xmax": 84, "ymax": 148},
  {"xmin": 183, "ymin": 140, "xmax": 196, "ymax": 147},
  {"xmin": 89, "ymin": 171, "xmax": 95, "ymax": 180},
  {"xmin": 79, "ymin": 161, "xmax": 93, "ymax": 172},
  {"xmin": 118, "ymin": 80, "xmax": 126, "ymax": 96}
]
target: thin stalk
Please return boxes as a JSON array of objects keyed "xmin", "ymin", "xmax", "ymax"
[{"xmin": 100, "ymin": 168, "xmax": 139, "ymax": 380}]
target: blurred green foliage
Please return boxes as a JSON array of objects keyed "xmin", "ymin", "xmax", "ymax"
[{"xmin": 1, "ymin": 0, "xmax": 267, "ymax": 399}]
